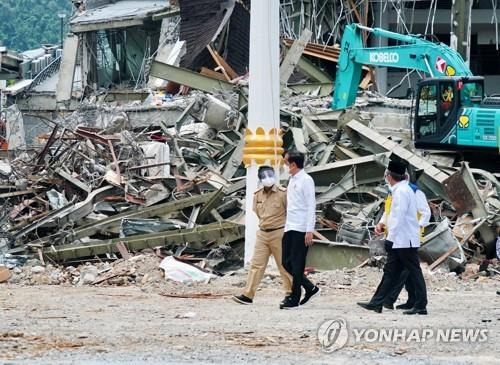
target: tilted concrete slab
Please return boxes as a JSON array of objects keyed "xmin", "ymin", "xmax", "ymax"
[{"xmin": 345, "ymin": 119, "xmax": 450, "ymax": 199}]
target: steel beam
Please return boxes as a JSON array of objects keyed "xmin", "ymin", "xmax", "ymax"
[
  {"xmin": 197, "ymin": 188, "xmax": 224, "ymax": 223},
  {"xmin": 55, "ymin": 168, "xmax": 92, "ymax": 193},
  {"xmin": 13, "ymin": 201, "xmax": 75, "ymax": 242},
  {"xmin": 306, "ymin": 153, "xmax": 388, "ymax": 187},
  {"xmin": 302, "ymin": 116, "xmax": 330, "ymax": 143},
  {"xmin": 29, "ymin": 191, "xmax": 218, "ymax": 247},
  {"xmin": 149, "ymin": 61, "xmax": 235, "ymax": 93},
  {"xmin": 306, "ymin": 240, "xmax": 369, "ymax": 270},
  {"xmin": 296, "ymin": 56, "xmax": 333, "ymax": 83},
  {"xmin": 150, "ymin": 61, "xmax": 333, "ymax": 97},
  {"xmin": 317, "ymin": 167, "xmax": 357, "ymax": 205},
  {"xmin": 221, "ymin": 137, "xmax": 245, "ymax": 180},
  {"xmin": 43, "ymin": 221, "xmax": 245, "ymax": 263}
]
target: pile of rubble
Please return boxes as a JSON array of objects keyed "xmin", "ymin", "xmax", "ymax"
[
  {"xmin": 0, "ymin": 83, "xmax": 498, "ymax": 285},
  {"xmin": 1, "ymin": 1, "xmax": 499, "ymax": 286}
]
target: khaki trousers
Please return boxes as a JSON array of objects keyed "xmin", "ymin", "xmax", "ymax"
[{"xmin": 243, "ymin": 228, "xmax": 292, "ymax": 299}]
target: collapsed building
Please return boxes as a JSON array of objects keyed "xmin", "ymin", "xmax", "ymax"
[{"xmin": 0, "ymin": 0, "xmax": 499, "ymax": 285}]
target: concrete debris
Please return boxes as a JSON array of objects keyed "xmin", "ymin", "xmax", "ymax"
[{"xmin": 0, "ymin": 0, "xmax": 499, "ymax": 290}]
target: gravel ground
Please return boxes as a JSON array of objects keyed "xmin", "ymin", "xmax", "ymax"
[{"xmin": 0, "ymin": 266, "xmax": 499, "ymax": 365}]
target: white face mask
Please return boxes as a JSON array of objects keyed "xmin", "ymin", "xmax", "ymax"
[
  {"xmin": 261, "ymin": 176, "xmax": 275, "ymax": 187},
  {"xmin": 283, "ymin": 164, "xmax": 290, "ymax": 174}
]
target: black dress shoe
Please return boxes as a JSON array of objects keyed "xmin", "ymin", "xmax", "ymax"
[
  {"xmin": 280, "ymin": 295, "xmax": 293, "ymax": 306},
  {"xmin": 403, "ymin": 307, "xmax": 428, "ymax": 315},
  {"xmin": 383, "ymin": 302, "xmax": 394, "ymax": 310},
  {"xmin": 357, "ymin": 301, "xmax": 382, "ymax": 313},
  {"xmin": 280, "ymin": 297, "xmax": 299, "ymax": 310},
  {"xmin": 232, "ymin": 294, "xmax": 253, "ymax": 305},
  {"xmin": 396, "ymin": 302, "xmax": 415, "ymax": 310},
  {"xmin": 300, "ymin": 286, "xmax": 321, "ymax": 305}
]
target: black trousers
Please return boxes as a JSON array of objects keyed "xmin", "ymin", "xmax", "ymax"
[
  {"xmin": 282, "ymin": 230, "xmax": 315, "ymax": 304},
  {"xmin": 372, "ymin": 241, "xmax": 415, "ymax": 306},
  {"xmin": 370, "ymin": 240, "xmax": 427, "ymax": 309},
  {"xmin": 386, "ymin": 269, "xmax": 415, "ymax": 306},
  {"xmin": 371, "ymin": 241, "xmax": 396, "ymax": 304}
]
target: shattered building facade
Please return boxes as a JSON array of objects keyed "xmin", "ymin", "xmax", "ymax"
[
  {"xmin": 0, "ymin": 0, "xmax": 498, "ymax": 285},
  {"xmin": 279, "ymin": 0, "xmax": 500, "ymax": 96}
]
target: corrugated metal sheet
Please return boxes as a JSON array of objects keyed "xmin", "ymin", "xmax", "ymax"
[
  {"xmin": 179, "ymin": 0, "xmax": 227, "ymax": 71},
  {"xmin": 179, "ymin": 0, "xmax": 249, "ymax": 75},
  {"xmin": 225, "ymin": 3, "xmax": 250, "ymax": 75}
]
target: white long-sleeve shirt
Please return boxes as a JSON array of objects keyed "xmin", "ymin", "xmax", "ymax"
[
  {"xmin": 386, "ymin": 180, "xmax": 421, "ymax": 249},
  {"xmin": 284, "ymin": 169, "xmax": 316, "ymax": 233},
  {"xmin": 415, "ymin": 189, "xmax": 431, "ymax": 227},
  {"xmin": 380, "ymin": 183, "xmax": 431, "ymax": 228}
]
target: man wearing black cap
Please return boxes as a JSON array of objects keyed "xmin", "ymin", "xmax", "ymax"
[{"xmin": 357, "ymin": 160, "xmax": 428, "ymax": 315}]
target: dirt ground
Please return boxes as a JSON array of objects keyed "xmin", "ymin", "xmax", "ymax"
[{"xmin": 1, "ymin": 267, "xmax": 499, "ymax": 365}]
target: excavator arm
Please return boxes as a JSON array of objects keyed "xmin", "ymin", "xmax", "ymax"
[{"xmin": 332, "ymin": 23, "xmax": 473, "ymax": 110}]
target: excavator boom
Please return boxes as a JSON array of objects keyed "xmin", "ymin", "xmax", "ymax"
[
  {"xmin": 332, "ymin": 23, "xmax": 472, "ymax": 110},
  {"xmin": 331, "ymin": 23, "xmax": 499, "ymax": 156}
]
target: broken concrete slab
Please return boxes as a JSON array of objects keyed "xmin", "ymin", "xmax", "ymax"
[
  {"xmin": 344, "ymin": 119, "xmax": 450, "ymax": 199},
  {"xmin": 56, "ymin": 34, "xmax": 79, "ymax": 104}
]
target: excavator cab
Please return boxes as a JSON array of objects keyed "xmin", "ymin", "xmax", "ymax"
[{"xmin": 414, "ymin": 77, "xmax": 485, "ymax": 150}]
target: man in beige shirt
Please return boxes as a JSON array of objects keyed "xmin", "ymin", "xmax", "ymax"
[{"xmin": 232, "ymin": 166, "xmax": 292, "ymax": 304}]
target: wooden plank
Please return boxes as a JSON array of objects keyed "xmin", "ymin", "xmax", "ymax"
[
  {"xmin": 318, "ymin": 218, "xmax": 339, "ymax": 231},
  {"xmin": 206, "ymin": 45, "xmax": 238, "ymax": 80},
  {"xmin": 200, "ymin": 67, "xmax": 228, "ymax": 81},
  {"xmin": 359, "ymin": 71, "xmax": 372, "ymax": 89},
  {"xmin": 313, "ymin": 230, "xmax": 330, "ymax": 242},
  {"xmin": 116, "ymin": 242, "xmax": 131, "ymax": 260},
  {"xmin": 428, "ymin": 245, "xmax": 459, "ymax": 271}
]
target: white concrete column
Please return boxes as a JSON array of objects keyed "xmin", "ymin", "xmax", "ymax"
[{"xmin": 244, "ymin": 0, "xmax": 281, "ymax": 264}]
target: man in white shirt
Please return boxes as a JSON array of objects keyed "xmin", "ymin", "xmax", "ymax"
[
  {"xmin": 376, "ymin": 176, "xmax": 431, "ymax": 310},
  {"xmin": 358, "ymin": 160, "xmax": 428, "ymax": 315},
  {"xmin": 280, "ymin": 150, "xmax": 320, "ymax": 309}
]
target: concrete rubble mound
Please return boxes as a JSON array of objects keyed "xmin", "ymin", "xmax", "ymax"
[{"xmin": 0, "ymin": 0, "xmax": 498, "ymax": 288}]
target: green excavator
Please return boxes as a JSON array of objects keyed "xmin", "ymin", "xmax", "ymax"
[{"xmin": 332, "ymin": 23, "xmax": 500, "ymax": 157}]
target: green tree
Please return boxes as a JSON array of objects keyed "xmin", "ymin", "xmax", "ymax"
[{"xmin": 0, "ymin": 0, "xmax": 72, "ymax": 51}]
